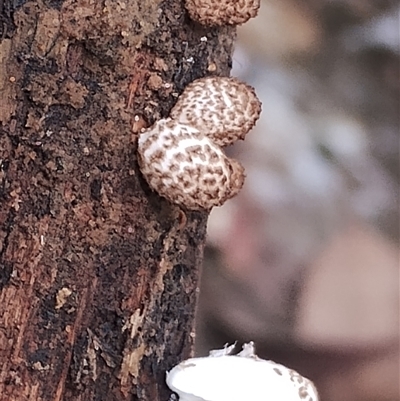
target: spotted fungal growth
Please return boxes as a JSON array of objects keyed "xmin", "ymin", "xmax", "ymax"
[
  {"xmin": 137, "ymin": 76, "xmax": 261, "ymax": 210},
  {"xmin": 185, "ymin": 0, "xmax": 260, "ymax": 26},
  {"xmin": 137, "ymin": 118, "xmax": 245, "ymax": 210},
  {"xmin": 166, "ymin": 342, "xmax": 319, "ymax": 401},
  {"xmin": 170, "ymin": 77, "xmax": 262, "ymax": 147}
]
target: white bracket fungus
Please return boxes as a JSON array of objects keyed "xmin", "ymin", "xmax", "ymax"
[
  {"xmin": 137, "ymin": 76, "xmax": 261, "ymax": 210},
  {"xmin": 166, "ymin": 342, "xmax": 319, "ymax": 401}
]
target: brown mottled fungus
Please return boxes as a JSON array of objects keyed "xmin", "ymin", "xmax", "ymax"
[
  {"xmin": 170, "ymin": 76, "xmax": 262, "ymax": 147},
  {"xmin": 184, "ymin": 0, "xmax": 260, "ymax": 26},
  {"xmin": 137, "ymin": 119, "xmax": 245, "ymax": 210}
]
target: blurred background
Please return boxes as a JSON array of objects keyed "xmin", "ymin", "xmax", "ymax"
[{"xmin": 194, "ymin": 1, "xmax": 399, "ymax": 400}]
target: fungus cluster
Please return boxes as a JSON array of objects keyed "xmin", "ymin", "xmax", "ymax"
[
  {"xmin": 166, "ymin": 342, "xmax": 319, "ymax": 401},
  {"xmin": 137, "ymin": 76, "xmax": 261, "ymax": 210}
]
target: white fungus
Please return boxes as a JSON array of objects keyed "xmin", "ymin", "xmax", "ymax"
[{"xmin": 166, "ymin": 342, "xmax": 319, "ymax": 401}]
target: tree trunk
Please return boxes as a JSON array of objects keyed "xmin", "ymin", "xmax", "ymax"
[{"xmin": 0, "ymin": 1, "xmax": 235, "ymax": 399}]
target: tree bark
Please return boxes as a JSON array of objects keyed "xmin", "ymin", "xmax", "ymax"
[{"xmin": 0, "ymin": 1, "xmax": 235, "ymax": 399}]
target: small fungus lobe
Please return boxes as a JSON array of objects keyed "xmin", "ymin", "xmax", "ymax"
[
  {"xmin": 185, "ymin": 0, "xmax": 261, "ymax": 26},
  {"xmin": 170, "ymin": 76, "xmax": 261, "ymax": 147}
]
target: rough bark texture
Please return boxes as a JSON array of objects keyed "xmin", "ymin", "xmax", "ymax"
[{"xmin": 0, "ymin": 1, "xmax": 235, "ymax": 400}]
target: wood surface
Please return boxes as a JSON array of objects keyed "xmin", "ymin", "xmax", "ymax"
[{"xmin": 0, "ymin": 1, "xmax": 235, "ymax": 399}]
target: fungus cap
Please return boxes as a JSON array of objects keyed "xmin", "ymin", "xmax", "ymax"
[
  {"xmin": 166, "ymin": 343, "xmax": 319, "ymax": 401},
  {"xmin": 137, "ymin": 118, "xmax": 245, "ymax": 210},
  {"xmin": 170, "ymin": 76, "xmax": 261, "ymax": 147},
  {"xmin": 185, "ymin": 0, "xmax": 260, "ymax": 26}
]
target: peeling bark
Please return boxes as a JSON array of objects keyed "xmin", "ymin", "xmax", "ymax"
[{"xmin": 0, "ymin": 1, "xmax": 235, "ymax": 399}]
